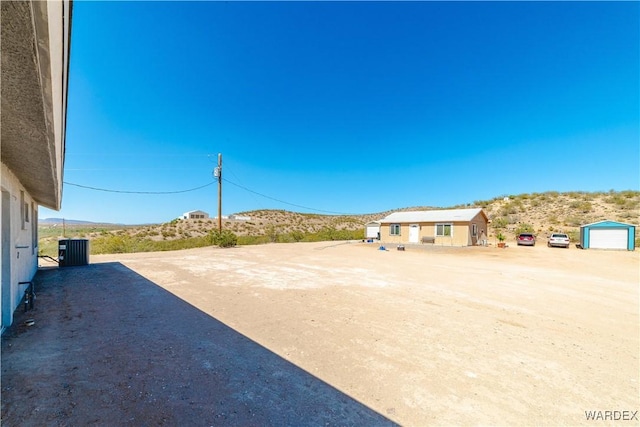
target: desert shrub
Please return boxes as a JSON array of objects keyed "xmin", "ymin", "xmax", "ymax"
[
  {"xmin": 567, "ymin": 230, "xmax": 580, "ymax": 242},
  {"xmin": 605, "ymin": 195, "xmax": 627, "ymax": 206},
  {"xmin": 290, "ymin": 230, "xmax": 305, "ymax": 242},
  {"xmin": 500, "ymin": 204, "xmax": 518, "ymax": 216},
  {"xmin": 473, "ymin": 199, "xmax": 490, "ymax": 207},
  {"xmin": 91, "ymin": 235, "xmax": 134, "ymax": 254},
  {"xmin": 515, "ymin": 223, "xmax": 535, "ymax": 235},
  {"xmin": 209, "ymin": 230, "xmax": 238, "ymax": 248},
  {"xmin": 265, "ymin": 225, "xmax": 279, "ymax": 243},
  {"xmin": 578, "ymin": 201, "xmax": 592, "ymax": 213},
  {"xmin": 316, "ymin": 226, "xmax": 362, "ymax": 241},
  {"xmin": 276, "ymin": 233, "xmax": 296, "ymax": 243},
  {"xmin": 507, "ymin": 214, "xmax": 520, "ymax": 224},
  {"xmin": 237, "ymin": 235, "xmax": 270, "ymax": 245},
  {"xmin": 493, "ymin": 217, "xmax": 508, "ymax": 229},
  {"xmin": 90, "ymin": 234, "xmax": 211, "ymax": 254},
  {"xmin": 621, "ymin": 200, "xmax": 639, "ymax": 210},
  {"xmin": 617, "ymin": 211, "xmax": 638, "ymax": 220},
  {"xmin": 317, "ymin": 226, "xmax": 338, "ymax": 241},
  {"xmin": 564, "ymin": 216, "xmax": 583, "ymax": 227}
]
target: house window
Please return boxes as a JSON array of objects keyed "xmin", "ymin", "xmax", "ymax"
[
  {"xmin": 390, "ymin": 224, "xmax": 401, "ymax": 236},
  {"xmin": 472, "ymin": 223, "xmax": 478, "ymax": 237},
  {"xmin": 32, "ymin": 203, "xmax": 37, "ymax": 254},
  {"xmin": 436, "ymin": 223, "xmax": 452, "ymax": 237},
  {"xmin": 20, "ymin": 191, "xmax": 25, "ymax": 229}
]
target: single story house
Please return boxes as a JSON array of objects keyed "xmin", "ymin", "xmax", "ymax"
[
  {"xmin": 579, "ymin": 220, "xmax": 636, "ymax": 251},
  {"xmin": 378, "ymin": 208, "xmax": 489, "ymax": 246},
  {"xmin": 364, "ymin": 221, "xmax": 381, "ymax": 239},
  {"xmin": 1, "ymin": 1, "xmax": 72, "ymax": 331},
  {"xmin": 182, "ymin": 210, "xmax": 209, "ymax": 220}
]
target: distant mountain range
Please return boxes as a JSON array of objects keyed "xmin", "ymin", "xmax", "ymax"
[{"xmin": 39, "ymin": 218, "xmax": 120, "ymax": 225}]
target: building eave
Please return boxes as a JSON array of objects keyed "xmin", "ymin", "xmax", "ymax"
[{"xmin": 1, "ymin": 0, "xmax": 72, "ymax": 210}]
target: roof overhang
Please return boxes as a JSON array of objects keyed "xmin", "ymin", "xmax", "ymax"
[
  {"xmin": 1, "ymin": 0, "xmax": 72, "ymax": 210},
  {"xmin": 581, "ymin": 220, "xmax": 637, "ymax": 228},
  {"xmin": 379, "ymin": 208, "xmax": 488, "ymax": 224}
]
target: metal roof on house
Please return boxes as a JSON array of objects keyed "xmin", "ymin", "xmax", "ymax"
[{"xmin": 379, "ymin": 208, "xmax": 486, "ymax": 224}]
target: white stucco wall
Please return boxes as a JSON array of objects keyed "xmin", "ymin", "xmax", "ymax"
[{"xmin": 1, "ymin": 163, "xmax": 39, "ymax": 329}]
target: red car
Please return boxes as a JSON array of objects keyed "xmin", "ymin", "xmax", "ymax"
[{"xmin": 516, "ymin": 233, "xmax": 536, "ymax": 246}]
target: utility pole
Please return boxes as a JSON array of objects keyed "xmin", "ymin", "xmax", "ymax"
[{"xmin": 213, "ymin": 153, "xmax": 222, "ymax": 232}]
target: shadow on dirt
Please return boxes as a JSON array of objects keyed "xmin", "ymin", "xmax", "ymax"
[{"xmin": 2, "ymin": 262, "xmax": 396, "ymax": 426}]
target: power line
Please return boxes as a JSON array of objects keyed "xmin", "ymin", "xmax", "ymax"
[
  {"xmin": 64, "ymin": 181, "xmax": 215, "ymax": 194},
  {"xmin": 222, "ymin": 178, "xmax": 354, "ymax": 215},
  {"xmin": 224, "ymin": 159, "xmax": 262, "ymax": 207},
  {"xmin": 64, "ymin": 174, "xmax": 357, "ymax": 215}
]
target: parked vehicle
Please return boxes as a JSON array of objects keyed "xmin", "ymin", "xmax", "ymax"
[
  {"xmin": 516, "ymin": 233, "xmax": 536, "ymax": 246},
  {"xmin": 548, "ymin": 233, "xmax": 570, "ymax": 248}
]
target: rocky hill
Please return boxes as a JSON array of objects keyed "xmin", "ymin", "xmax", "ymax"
[{"xmin": 180, "ymin": 190, "xmax": 638, "ymax": 240}]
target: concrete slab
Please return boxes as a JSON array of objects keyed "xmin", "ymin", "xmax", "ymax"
[{"xmin": 1, "ymin": 260, "xmax": 394, "ymax": 426}]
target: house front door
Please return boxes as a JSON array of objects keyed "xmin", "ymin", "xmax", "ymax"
[{"xmin": 409, "ymin": 224, "xmax": 420, "ymax": 243}]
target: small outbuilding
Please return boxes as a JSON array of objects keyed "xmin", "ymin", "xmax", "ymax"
[
  {"xmin": 364, "ymin": 221, "xmax": 381, "ymax": 240},
  {"xmin": 182, "ymin": 210, "xmax": 209, "ymax": 220},
  {"xmin": 378, "ymin": 208, "xmax": 489, "ymax": 246},
  {"xmin": 579, "ymin": 220, "xmax": 636, "ymax": 251}
]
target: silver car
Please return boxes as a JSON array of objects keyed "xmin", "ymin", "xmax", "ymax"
[{"xmin": 548, "ymin": 233, "xmax": 570, "ymax": 248}]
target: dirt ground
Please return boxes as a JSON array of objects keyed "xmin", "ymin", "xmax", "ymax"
[{"xmin": 2, "ymin": 241, "xmax": 639, "ymax": 425}]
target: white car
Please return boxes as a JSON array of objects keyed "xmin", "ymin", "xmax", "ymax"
[{"xmin": 548, "ymin": 233, "xmax": 570, "ymax": 248}]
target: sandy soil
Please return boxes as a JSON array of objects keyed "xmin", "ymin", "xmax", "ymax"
[{"xmin": 3, "ymin": 241, "xmax": 639, "ymax": 425}]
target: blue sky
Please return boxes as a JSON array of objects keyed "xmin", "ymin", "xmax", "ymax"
[{"xmin": 40, "ymin": 1, "xmax": 639, "ymax": 224}]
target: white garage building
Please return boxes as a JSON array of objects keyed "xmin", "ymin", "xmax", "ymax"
[{"xmin": 579, "ymin": 220, "xmax": 636, "ymax": 251}]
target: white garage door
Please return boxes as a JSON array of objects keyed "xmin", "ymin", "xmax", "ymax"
[
  {"xmin": 589, "ymin": 228, "xmax": 628, "ymax": 250},
  {"xmin": 366, "ymin": 225, "xmax": 380, "ymax": 239}
]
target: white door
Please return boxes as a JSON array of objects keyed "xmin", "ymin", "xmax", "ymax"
[
  {"xmin": 409, "ymin": 224, "xmax": 420, "ymax": 243},
  {"xmin": 590, "ymin": 228, "xmax": 628, "ymax": 250},
  {"xmin": 366, "ymin": 225, "xmax": 379, "ymax": 239}
]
